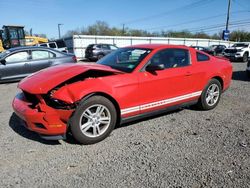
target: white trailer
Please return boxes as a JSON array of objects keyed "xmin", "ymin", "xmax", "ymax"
[{"xmin": 64, "ymin": 35, "xmax": 233, "ymax": 60}]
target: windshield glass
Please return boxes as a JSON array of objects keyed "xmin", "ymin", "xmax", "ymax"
[
  {"xmin": 97, "ymin": 48, "xmax": 152, "ymax": 73},
  {"xmin": 232, "ymin": 43, "xmax": 249, "ymax": 48}
]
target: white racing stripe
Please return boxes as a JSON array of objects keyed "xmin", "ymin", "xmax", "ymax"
[{"xmin": 121, "ymin": 91, "xmax": 202, "ymax": 115}]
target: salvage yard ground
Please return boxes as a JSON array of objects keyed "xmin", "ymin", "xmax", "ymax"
[{"xmin": 0, "ymin": 62, "xmax": 249, "ymax": 187}]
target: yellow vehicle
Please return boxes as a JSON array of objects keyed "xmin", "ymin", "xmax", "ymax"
[
  {"xmin": 0, "ymin": 25, "xmax": 48, "ymax": 52},
  {"xmin": 0, "ymin": 35, "xmax": 3, "ymax": 52},
  {"xmin": 25, "ymin": 36, "xmax": 48, "ymax": 46},
  {"xmin": 0, "ymin": 25, "xmax": 26, "ymax": 52}
]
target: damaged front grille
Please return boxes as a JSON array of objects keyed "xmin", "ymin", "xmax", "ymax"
[
  {"xmin": 23, "ymin": 91, "xmax": 39, "ymax": 108},
  {"xmin": 224, "ymin": 49, "xmax": 237, "ymax": 53}
]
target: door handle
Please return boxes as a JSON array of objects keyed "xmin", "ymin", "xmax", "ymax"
[{"xmin": 185, "ymin": 72, "xmax": 192, "ymax": 76}]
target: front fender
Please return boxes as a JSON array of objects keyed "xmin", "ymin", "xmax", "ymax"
[{"xmin": 52, "ymin": 78, "xmax": 114, "ymax": 104}]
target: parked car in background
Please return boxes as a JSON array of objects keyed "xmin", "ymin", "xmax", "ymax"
[
  {"xmin": 190, "ymin": 46, "xmax": 214, "ymax": 55},
  {"xmin": 85, "ymin": 43, "xmax": 118, "ymax": 61},
  {"xmin": 247, "ymin": 60, "xmax": 250, "ymax": 77},
  {"xmin": 223, "ymin": 42, "xmax": 250, "ymax": 62},
  {"xmin": 0, "ymin": 46, "xmax": 76, "ymax": 83},
  {"xmin": 209, "ymin": 45, "xmax": 226, "ymax": 55},
  {"xmin": 38, "ymin": 39, "xmax": 68, "ymax": 53},
  {"xmin": 12, "ymin": 44, "xmax": 232, "ymax": 144}
]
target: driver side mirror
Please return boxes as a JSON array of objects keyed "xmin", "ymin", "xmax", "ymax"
[
  {"xmin": 146, "ymin": 64, "xmax": 165, "ymax": 72},
  {"xmin": 0, "ymin": 59, "xmax": 6, "ymax": 65}
]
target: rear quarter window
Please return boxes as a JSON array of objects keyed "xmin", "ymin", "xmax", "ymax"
[
  {"xmin": 49, "ymin": 43, "xmax": 57, "ymax": 48},
  {"xmin": 197, "ymin": 52, "xmax": 210, "ymax": 61},
  {"xmin": 56, "ymin": 40, "xmax": 66, "ymax": 48}
]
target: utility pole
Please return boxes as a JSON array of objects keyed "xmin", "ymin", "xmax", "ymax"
[
  {"xmin": 225, "ymin": 0, "xmax": 231, "ymax": 31},
  {"xmin": 122, "ymin": 24, "xmax": 125, "ymax": 35},
  {"xmin": 222, "ymin": 0, "xmax": 231, "ymax": 40},
  {"xmin": 58, "ymin": 23, "xmax": 63, "ymax": 39}
]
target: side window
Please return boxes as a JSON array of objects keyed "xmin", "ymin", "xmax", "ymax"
[
  {"xmin": 110, "ymin": 45, "xmax": 118, "ymax": 50},
  {"xmin": 102, "ymin": 44, "xmax": 110, "ymax": 50},
  {"xmin": 40, "ymin": 44, "xmax": 48, "ymax": 47},
  {"xmin": 49, "ymin": 43, "xmax": 56, "ymax": 48},
  {"xmin": 197, "ymin": 52, "xmax": 210, "ymax": 61},
  {"xmin": 56, "ymin": 40, "xmax": 66, "ymax": 48},
  {"xmin": 31, "ymin": 50, "xmax": 54, "ymax": 60},
  {"xmin": 149, "ymin": 49, "xmax": 190, "ymax": 69},
  {"xmin": 5, "ymin": 51, "xmax": 29, "ymax": 63}
]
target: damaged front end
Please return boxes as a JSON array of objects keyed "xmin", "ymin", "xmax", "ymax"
[
  {"xmin": 13, "ymin": 65, "xmax": 122, "ymax": 140},
  {"xmin": 12, "ymin": 91, "xmax": 73, "ymax": 139}
]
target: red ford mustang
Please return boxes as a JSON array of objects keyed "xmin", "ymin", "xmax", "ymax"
[{"xmin": 12, "ymin": 44, "xmax": 232, "ymax": 144}]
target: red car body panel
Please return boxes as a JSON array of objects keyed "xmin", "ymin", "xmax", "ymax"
[
  {"xmin": 19, "ymin": 63, "xmax": 123, "ymax": 94},
  {"xmin": 12, "ymin": 44, "xmax": 233, "ymax": 136}
]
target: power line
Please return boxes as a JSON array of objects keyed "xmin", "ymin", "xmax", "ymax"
[
  {"xmin": 192, "ymin": 23, "xmax": 250, "ymax": 33},
  {"xmin": 232, "ymin": 0, "xmax": 250, "ymax": 11},
  {"xmin": 121, "ymin": 0, "xmax": 213, "ymax": 25},
  {"xmin": 145, "ymin": 10, "xmax": 249, "ymax": 31},
  {"xmin": 187, "ymin": 19, "xmax": 250, "ymax": 32}
]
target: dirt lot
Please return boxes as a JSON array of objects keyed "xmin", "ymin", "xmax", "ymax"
[{"xmin": 0, "ymin": 62, "xmax": 249, "ymax": 188}]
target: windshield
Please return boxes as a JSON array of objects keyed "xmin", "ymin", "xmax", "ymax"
[
  {"xmin": 97, "ymin": 48, "xmax": 152, "ymax": 73},
  {"xmin": 232, "ymin": 43, "xmax": 249, "ymax": 48}
]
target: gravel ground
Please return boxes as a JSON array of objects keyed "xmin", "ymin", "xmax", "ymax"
[{"xmin": 0, "ymin": 62, "xmax": 249, "ymax": 188}]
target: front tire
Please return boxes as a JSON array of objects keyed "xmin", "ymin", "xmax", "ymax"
[
  {"xmin": 70, "ymin": 96, "xmax": 117, "ymax": 144},
  {"xmin": 197, "ymin": 79, "xmax": 222, "ymax": 110}
]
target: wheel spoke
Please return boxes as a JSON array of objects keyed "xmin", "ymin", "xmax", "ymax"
[
  {"xmin": 96, "ymin": 125, "xmax": 101, "ymax": 135},
  {"xmin": 211, "ymin": 85, "xmax": 217, "ymax": 92},
  {"xmin": 213, "ymin": 91, "xmax": 219, "ymax": 97},
  {"xmin": 83, "ymin": 109, "xmax": 93, "ymax": 119},
  {"xmin": 81, "ymin": 122, "xmax": 92, "ymax": 133},
  {"xmin": 206, "ymin": 96, "xmax": 211, "ymax": 104},
  {"xmin": 93, "ymin": 126, "xmax": 97, "ymax": 136},
  {"xmin": 100, "ymin": 117, "xmax": 110, "ymax": 124},
  {"xmin": 96, "ymin": 106, "xmax": 105, "ymax": 115},
  {"xmin": 210, "ymin": 98, "xmax": 215, "ymax": 105}
]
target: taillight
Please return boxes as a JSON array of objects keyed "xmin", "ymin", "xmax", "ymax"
[{"xmin": 72, "ymin": 56, "xmax": 77, "ymax": 62}]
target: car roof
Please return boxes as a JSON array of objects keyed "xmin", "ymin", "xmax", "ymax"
[
  {"xmin": 7, "ymin": 46, "xmax": 58, "ymax": 52},
  {"xmin": 127, "ymin": 44, "xmax": 188, "ymax": 50}
]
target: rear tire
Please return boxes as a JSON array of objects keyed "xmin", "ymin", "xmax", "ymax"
[
  {"xmin": 70, "ymin": 96, "xmax": 117, "ymax": 144},
  {"xmin": 243, "ymin": 53, "xmax": 248, "ymax": 62},
  {"xmin": 197, "ymin": 79, "xmax": 222, "ymax": 110},
  {"xmin": 247, "ymin": 71, "xmax": 250, "ymax": 78},
  {"xmin": 97, "ymin": 54, "xmax": 104, "ymax": 60}
]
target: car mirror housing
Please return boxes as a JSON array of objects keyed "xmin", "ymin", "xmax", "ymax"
[
  {"xmin": 146, "ymin": 64, "xmax": 165, "ymax": 72},
  {"xmin": 0, "ymin": 59, "xmax": 6, "ymax": 65}
]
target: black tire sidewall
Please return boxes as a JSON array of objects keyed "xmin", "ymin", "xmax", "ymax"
[
  {"xmin": 199, "ymin": 79, "xmax": 222, "ymax": 110},
  {"xmin": 243, "ymin": 53, "xmax": 248, "ymax": 62},
  {"xmin": 97, "ymin": 54, "xmax": 104, "ymax": 60},
  {"xmin": 70, "ymin": 96, "xmax": 117, "ymax": 144}
]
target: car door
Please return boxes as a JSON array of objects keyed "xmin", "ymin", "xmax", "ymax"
[
  {"xmin": 138, "ymin": 48, "xmax": 198, "ymax": 114},
  {"xmin": 109, "ymin": 45, "xmax": 118, "ymax": 52},
  {"xmin": 28, "ymin": 50, "xmax": 54, "ymax": 74},
  {"xmin": 102, "ymin": 44, "xmax": 111, "ymax": 55},
  {"xmin": 0, "ymin": 51, "xmax": 29, "ymax": 81}
]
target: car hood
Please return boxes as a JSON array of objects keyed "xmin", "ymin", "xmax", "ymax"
[{"xmin": 18, "ymin": 63, "xmax": 123, "ymax": 94}]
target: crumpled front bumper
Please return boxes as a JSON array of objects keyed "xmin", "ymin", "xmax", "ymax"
[{"xmin": 12, "ymin": 92, "xmax": 73, "ymax": 137}]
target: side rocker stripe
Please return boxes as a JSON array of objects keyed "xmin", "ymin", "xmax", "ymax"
[{"xmin": 121, "ymin": 91, "xmax": 202, "ymax": 115}]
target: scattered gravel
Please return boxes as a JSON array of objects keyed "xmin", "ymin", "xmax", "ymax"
[{"xmin": 0, "ymin": 62, "xmax": 249, "ymax": 187}]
